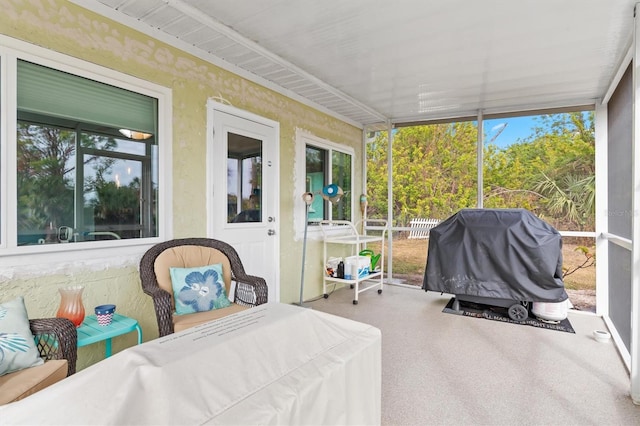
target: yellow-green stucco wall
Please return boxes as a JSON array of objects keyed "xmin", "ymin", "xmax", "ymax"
[{"xmin": 0, "ymin": 0, "xmax": 362, "ymax": 370}]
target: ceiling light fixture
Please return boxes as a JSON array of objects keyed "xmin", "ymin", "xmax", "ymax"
[{"xmin": 119, "ymin": 129, "xmax": 153, "ymax": 140}]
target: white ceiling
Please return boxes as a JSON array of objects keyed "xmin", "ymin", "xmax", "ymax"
[{"xmin": 76, "ymin": 0, "xmax": 636, "ymax": 127}]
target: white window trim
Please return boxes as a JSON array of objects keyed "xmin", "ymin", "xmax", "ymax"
[
  {"xmin": 294, "ymin": 129, "xmax": 354, "ymax": 241},
  {"xmin": 0, "ymin": 35, "xmax": 172, "ymax": 273}
]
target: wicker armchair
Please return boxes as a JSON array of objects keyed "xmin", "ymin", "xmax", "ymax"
[
  {"xmin": 30, "ymin": 317, "xmax": 78, "ymax": 376},
  {"xmin": 140, "ymin": 238, "xmax": 268, "ymax": 337},
  {"xmin": 0, "ymin": 317, "xmax": 77, "ymax": 405}
]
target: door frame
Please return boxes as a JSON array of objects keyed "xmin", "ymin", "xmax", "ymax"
[{"xmin": 206, "ymin": 100, "xmax": 280, "ymax": 302}]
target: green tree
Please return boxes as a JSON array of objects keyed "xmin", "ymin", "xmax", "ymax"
[
  {"xmin": 17, "ymin": 124, "xmax": 75, "ymax": 242},
  {"xmin": 367, "ymin": 122, "xmax": 477, "ymax": 225},
  {"xmin": 17, "ymin": 122, "xmax": 120, "ymax": 242},
  {"xmin": 90, "ymin": 178, "xmax": 141, "ymax": 237},
  {"xmin": 530, "ymin": 112, "xmax": 595, "ymax": 230},
  {"xmin": 484, "ymin": 112, "xmax": 594, "ymax": 230},
  {"xmin": 367, "ymin": 112, "xmax": 594, "ymax": 231},
  {"xmin": 365, "ymin": 133, "xmax": 389, "ymax": 219}
]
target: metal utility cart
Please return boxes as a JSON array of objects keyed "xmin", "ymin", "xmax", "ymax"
[
  {"xmin": 422, "ymin": 208, "xmax": 568, "ymax": 321},
  {"xmin": 320, "ymin": 219, "xmax": 387, "ymax": 305}
]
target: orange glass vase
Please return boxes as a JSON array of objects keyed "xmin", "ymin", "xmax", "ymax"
[{"xmin": 56, "ymin": 286, "xmax": 86, "ymax": 327}]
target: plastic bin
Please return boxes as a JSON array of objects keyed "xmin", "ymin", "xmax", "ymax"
[{"xmin": 344, "ymin": 255, "xmax": 370, "ymax": 280}]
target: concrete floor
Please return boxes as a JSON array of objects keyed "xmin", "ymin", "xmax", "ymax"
[{"xmin": 308, "ymin": 283, "xmax": 640, "ymax": 426}]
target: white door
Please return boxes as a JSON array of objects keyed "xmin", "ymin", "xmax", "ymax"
[{"xmin": 208, "ymin": 103, "xmax": 279, "ymax": 302}]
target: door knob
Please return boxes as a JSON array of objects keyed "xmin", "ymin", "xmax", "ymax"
[
  {"xmin": 268, "ymin": 216, "xmax": 275, "ymax": 222},
  {"xmin": 268, "ymin": 229, "xmax": 276, "ymax": 236}
]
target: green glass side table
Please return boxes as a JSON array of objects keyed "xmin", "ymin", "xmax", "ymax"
[{"xmin": 77, "ymin": 313, "xmax": 142, "ymax": 358}]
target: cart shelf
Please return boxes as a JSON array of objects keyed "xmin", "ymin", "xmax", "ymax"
[{"xmin": 319, "ymin": 220, "xmax": 387, "ymax": 305}]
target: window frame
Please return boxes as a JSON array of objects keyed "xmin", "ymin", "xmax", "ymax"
[{"xmin": 0, "ymin": 36, "xmax": 172, "ymax": 264}]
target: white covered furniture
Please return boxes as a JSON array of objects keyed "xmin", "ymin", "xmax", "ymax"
[{"xmin": 0, "ymin": 303, "xmax": 381, "ymax": 425}]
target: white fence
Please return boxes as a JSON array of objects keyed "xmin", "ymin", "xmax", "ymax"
[{"xmin": 408, "ymin": 218, "xmax": 440, "ymax": 239}]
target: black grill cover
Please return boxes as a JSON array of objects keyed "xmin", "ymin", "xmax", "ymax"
[{"xmin": 422, "ymin": 208, "xmax": 567, "ymax": 303}]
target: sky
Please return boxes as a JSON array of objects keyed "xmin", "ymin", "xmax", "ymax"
[{"xmin": 484, "ymin": 116, "xmax": 538, "ymax": 148}]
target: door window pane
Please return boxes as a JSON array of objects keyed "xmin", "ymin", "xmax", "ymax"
[{"xmin": 227, "ymin": 133, "xmax": 262, "ymax": 223}]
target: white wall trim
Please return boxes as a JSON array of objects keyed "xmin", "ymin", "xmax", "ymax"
[{"xmin": 594, "ymin": 102, "xmax": 609, "ymax": 317}]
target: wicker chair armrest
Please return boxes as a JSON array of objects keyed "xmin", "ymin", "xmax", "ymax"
[
  {"xmin": 29, "ymin": 318, "xmax": 77, "ymax": 376},
  {"xmin": 234, "ymin": 274, "xmax": 268, "ymax": 307},
  {"xmin": 145, "ymin": 285, "xmax": 172, "ymax": 304},
  {"xmin": 145, "ymin": 286, "xmax": 175, "ymax": 337}
]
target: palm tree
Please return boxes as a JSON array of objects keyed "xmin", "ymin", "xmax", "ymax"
[{"xmin": 533, "ymin": 172, "xmax": 595, "ymax": 231}]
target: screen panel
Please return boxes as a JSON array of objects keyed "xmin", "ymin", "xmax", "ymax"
[{"xmin": 607, "ymin": 61, "xmax": 632, "ymax": 351}]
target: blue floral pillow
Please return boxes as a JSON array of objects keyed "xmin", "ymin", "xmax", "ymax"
[
  {"xmin": 0, "ymin": 296, "xmax": 43, "ymax": 376},
  {"xmin": 170, "ymin": 263, "xmax": 232, "ymax": 315}
]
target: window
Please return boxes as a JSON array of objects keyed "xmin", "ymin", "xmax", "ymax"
[
  {"xmin": 0, "ymin": 53, "xmax": 166, "ymax": 251},
  {"xmin": 306, "ymin": 144, "xmax": 352, "ymax": 221}
]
